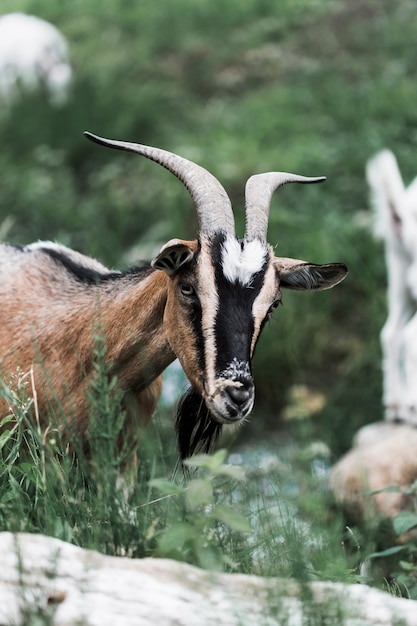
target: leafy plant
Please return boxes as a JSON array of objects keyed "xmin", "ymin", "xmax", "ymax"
[
  {"xmin": 366, "ymin": 483, "xmax": 417, "ymax": 598},
  {"xmin": 150, "ymin": 449, "xmax": 250, "ymax": 571}
]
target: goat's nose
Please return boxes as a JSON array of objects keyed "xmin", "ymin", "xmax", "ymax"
[
  {"xmin": 224, "ymin": 384, "xmax": 253, "ymax": 417},
  {"xmin": 227, "ymin": 386, "xmax": 251, "ymax": 405}
]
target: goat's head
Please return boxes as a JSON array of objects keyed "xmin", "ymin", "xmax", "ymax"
[{"xmin": 85, "ymin": 132, "xmax": 347, "ymax": 454}]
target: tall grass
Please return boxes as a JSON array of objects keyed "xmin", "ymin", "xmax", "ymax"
[
  {"xmin": 0, "ymin": 339, "xmax": 165, "ymax": 557},
  {"xmin": 0, "ymin": 339, "xmax": 368, "ymax": 585},
  {"xmin": 4, "ymin": 340, "xmax": 416, "ymax": 611}
]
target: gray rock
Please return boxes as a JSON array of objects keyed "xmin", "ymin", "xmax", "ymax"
[
  {"xmin": 330, "ymin": 421, "xmax": 417, "ymax": 520},
  {"xmin": 1, "ymin": 532, "xmax": 417, "ymax": 625}
]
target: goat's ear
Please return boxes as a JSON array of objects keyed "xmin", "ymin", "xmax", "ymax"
[
  {"xmin": 151, "ymin": 239, "xmax": 197, "ymax": 277},
  {"xmin": 274, "ymin": 257, "xmax": 348, "ymax": 291}
]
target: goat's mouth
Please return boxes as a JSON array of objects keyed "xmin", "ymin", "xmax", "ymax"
[{"xmin": 206, "ymin": 379, "xmax": 255, "ymax": 424}]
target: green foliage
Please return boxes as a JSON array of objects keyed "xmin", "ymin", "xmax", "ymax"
[
  {"xmin": 150, "ymin": 449, "xmax": 250, "ymax": 570},
  {"xmin": 366, "ymin": 483, "xmax": 417, "ymax": 599},
  {"xmin": 393, "ymin": 511, "xmax": 417, "ymax": 536},
  {"xmin": 0, "ymin": 359, "xmax": 361, "ymax": 587}
]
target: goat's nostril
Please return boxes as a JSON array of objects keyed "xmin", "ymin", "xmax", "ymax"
[{"xmin": 225, "ymin": 386, "xmax": 252, "ymax": 407}]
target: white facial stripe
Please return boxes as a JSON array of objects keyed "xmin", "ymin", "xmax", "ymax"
[
  {"xmin": 251, "ymin": 261, "xmax": 278, "ymax": 355},
  {"xmin": 221, "ymin": 238, "xmax": 267, "ymax": 286},
  {"xmin": 197, "ymin": 237, "xmax": 219, "ymax": 395}
]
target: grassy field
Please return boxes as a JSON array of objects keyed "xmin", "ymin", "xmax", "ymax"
[{"xmin": 0, "ymin": 353, "xmax": 407, "ymax": 598}]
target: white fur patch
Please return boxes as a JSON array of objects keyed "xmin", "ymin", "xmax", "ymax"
[
  {"xmin": 219, "ymin": 358, "xmax": 251, "ymax": 380},
  {"xmin": 221, "ymin": 238, "xmax": 267, "ymax": 286}
]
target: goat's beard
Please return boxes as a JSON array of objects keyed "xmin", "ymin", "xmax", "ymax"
[{"xmin": 175, "ymin": 387, "xmax": 222, "ymax": 460}]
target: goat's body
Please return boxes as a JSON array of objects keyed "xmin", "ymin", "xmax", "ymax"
[
  {"xmin": 0, "ymin": 242, "xmax": 166, "ymax": 447},
  {"xmin": 367, "ymin": 151, "xmax": 417, "ymax": 423},
  {"xmin": 0, "ymin": 134, "xmax": 347, "ymax": 461}
]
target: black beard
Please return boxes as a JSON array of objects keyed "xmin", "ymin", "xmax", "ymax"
[{"xmin": 175, "ymin": 387, "xmax": 222, "ymax": 460}]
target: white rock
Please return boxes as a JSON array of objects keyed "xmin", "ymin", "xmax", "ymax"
[{"xmin": 0, "ymin": 532, "xmax": 416, "ymax": 625}]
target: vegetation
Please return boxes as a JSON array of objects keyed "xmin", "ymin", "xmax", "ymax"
[
  {"xmin": 1, "ymin": 0, "xmax": 417, "ymax": 610},
  {"xmin": 0, "ymin": 364, "xmax": 361, "ymax": 585}
]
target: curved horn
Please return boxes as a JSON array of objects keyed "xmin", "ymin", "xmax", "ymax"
[
  {"xmin": 84, "ymin": 131, "xmax": 235, "ymax": 237},
  {"xmin": 244, "ymin": 172, "xmax": 326, "ymax": 241}
]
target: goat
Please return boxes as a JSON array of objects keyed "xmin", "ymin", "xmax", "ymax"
[
  {"xmin": 0, "ymin": 13, "xmax": 72, "ymax": 106},
  {"xmin": 0, "ymin": 132, "xmax": 348, "ymax": 460},
  {"xmin": 367, "ymin": 150, "xmax": 417, "ymax": 425}
]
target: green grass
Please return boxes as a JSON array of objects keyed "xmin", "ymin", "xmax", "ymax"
[
  {"xmin": 2, "ymin": 342, "xmax": 417, "ymax": 620},
  {"xmin": 0, "ymin": 348, "xmax": 366, "ymax": 583}
]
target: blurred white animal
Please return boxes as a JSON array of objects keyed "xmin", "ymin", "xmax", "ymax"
[
  {"xmin": 0, "ymin": 12, "xmax": 72, "ymax": 105},
  {"xmin": 367, "ymin": 150, "xmax": 417, "ymax": 424}
]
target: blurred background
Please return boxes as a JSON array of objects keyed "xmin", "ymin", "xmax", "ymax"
[{"xmin": 1, "ymin": 0, "xmax": 415, "ymax": 460}]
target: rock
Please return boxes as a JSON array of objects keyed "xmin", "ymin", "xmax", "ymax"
[
  {"xmin": 330, "ymin": 421, "xmax": 417, "ymax": 520},
  {"xmin": 1, "ymin": 532, "xmax": 417, "ymax": 626}
]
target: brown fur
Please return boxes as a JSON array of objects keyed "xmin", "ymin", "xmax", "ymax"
[{"xmin": 0, "ymin": 246, "xmax": 174, "ymax": 458}]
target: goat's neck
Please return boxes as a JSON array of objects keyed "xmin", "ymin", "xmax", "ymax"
[
  {"xmin": 0, "ymin": 266, "xmax": 174, "ymax": 425},
  {"xmin": 94, "ymin": 269, "xmax": 174, "ymax": 390}
]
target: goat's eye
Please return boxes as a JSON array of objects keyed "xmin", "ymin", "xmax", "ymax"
[
  {"xmin": 267, "ymin": 299, "xmax": 281, "ymax": 317},
  {"xmin": 179, "ymin": 283, "xmax": 196, "ymax": 298}
]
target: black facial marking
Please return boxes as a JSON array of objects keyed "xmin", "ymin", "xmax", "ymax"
[{"xmin": 210, "ymin": 233, "xmax": 269, "ymax": 376}]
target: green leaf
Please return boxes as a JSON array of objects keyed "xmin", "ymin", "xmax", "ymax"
[
  {"xmin": 0, "ymin": 429, "xmax": 12, "ymax": 449},
  {"xmin": 368, "ymin": 546, "xmax": 405, "ymax": 559},
  {"xmin": 15, "ymin": 462, "xmax": 34, "ymax": 477},
  {"xmin": 212, "ymin": 464, "xmax": 247, "ymax": 481},
  {"xmin": 183, "ymin": 449, "xmax": 228, "ymax": 472},
  {"xmin": 157, "ymin": 522, "xmax": 196, "ymax": 555},
  {"xmin": 210, "ymin": 505, "xmax": 251, "ymax": 532},
  {"xmin": 393, "ymin": 511, "xmax": 417, "ymax": 536},
  {"xmin": 185, "ymin": 478, "xmax": 214, "ymax": 510},
  {"xmin": 0, "ymin": 415, "xmax": 14, "ymax": 428},
  {"xmin": 195, "ymin": 545, "xmax": 223, "ymax": 571},
  {"xmin": 149, "ymin": 478, "xmax": 184, "ymax": 496}
]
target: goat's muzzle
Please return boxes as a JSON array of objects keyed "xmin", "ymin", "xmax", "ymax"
[{"xmin": 207, "ymin": 378, "xmax": 255, "ymax": 424}]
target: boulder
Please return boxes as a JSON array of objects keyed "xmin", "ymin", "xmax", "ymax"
[
  {"xmin": 1, "ymin": 531, "xmax": 417, "ymax": 626},
  {"xmin": 330, "ymin": 421, "xmax": 417, "ymax": 520}
]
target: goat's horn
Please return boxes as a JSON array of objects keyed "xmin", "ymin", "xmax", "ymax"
[
  {"xmin": 244, "ymin": 172, "xmax": 326, "ymax": 241},
  {"xmin": 84, "ymin": 132, "xmax": 235, "ymax": 237}
]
